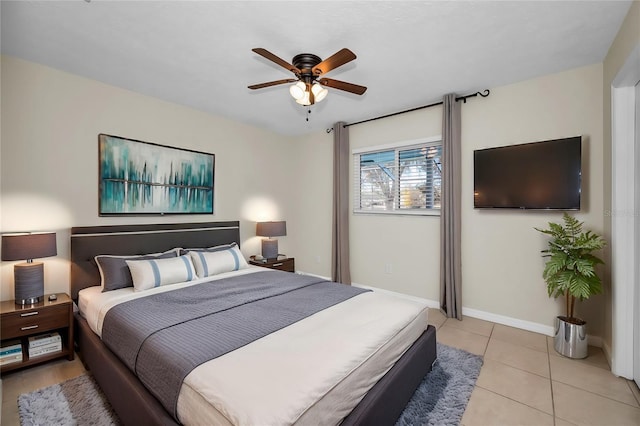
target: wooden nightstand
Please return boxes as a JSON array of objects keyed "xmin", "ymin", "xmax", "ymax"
[
  {"xmin": 249, "ymin": 257, "xmax": 295, "ymax": 272},
  {"xmin": 0, "ymin": 293, "xmax": 74, "ymax": 374}
]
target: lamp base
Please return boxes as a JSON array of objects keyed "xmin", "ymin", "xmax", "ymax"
[
  {"xmin": 261, "ymin": 238, "xmax": 279, "ymax": 260},
  {"xmin": 14, "ymin": 262, "xmax": 44, "ymax": 306},
  {"xmin": 16, "ymin": 296, "xmax": 42, "ymax": 306}
]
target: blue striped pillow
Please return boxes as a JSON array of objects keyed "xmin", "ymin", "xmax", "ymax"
[
  {"xmin": 95, "ymin": 249, "xmax": 180, "ymax": 292},
  {"xmin": 188, "ymin": 244, "xmax": 248, "ymax": 278},
  {"xmin": 126, "ymin": 254, "xmax": 197, "ymax": 292}
]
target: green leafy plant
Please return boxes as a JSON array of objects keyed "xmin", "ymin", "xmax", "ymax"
[{"xmin": 535, "ymin": 213, "xmax": 606, "ymax": 323}]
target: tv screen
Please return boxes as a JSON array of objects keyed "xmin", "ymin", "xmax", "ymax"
[{"xmin": 473, "ymin": 136, "xmax": 581, "ymax": 210}]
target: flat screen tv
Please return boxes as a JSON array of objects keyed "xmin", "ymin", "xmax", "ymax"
[{"xmin": 473, "ymin": 136, "xmax": 581, "ymax": 210}]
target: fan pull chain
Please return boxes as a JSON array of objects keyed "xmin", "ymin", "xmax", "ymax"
[{"xmin": 306, "ymin": 108, "xmax": 311, "ymax": 122}]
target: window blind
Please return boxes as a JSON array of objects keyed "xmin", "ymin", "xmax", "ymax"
[{"xmin": 353, "ymin": 140, "xmax": 442, "ymax": 215}]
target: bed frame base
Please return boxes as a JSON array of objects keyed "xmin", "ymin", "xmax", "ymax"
[
  {"xmin": 341, "ymin": 324, "xmax": 437, "ymax": 425},
  {"xmin": 76, "ymin": 312, "xmax": 436, "ymax": 426},
  {"xmin": 75, "ymin": 313, "xmax": 176, "ymax": 425},
  {"xmin": 70, "ymin": 222, "xmax": 437, "ymax": 425}
]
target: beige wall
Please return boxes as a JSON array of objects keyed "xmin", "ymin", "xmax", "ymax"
[
  {"xmin": 0, "ymin": 55, "xmax": 296, "ymax": 300},
  {"xmin": 295, "ymin": 63, "xmax": 605, "ymax": 336},
  {"xmin": 0, "ymin": 54, "xmax": 609, "ymax": 339},
  {"xmin": 462, "ymin": 64, "xmax": 604, "ymax": 335},
  {"xmin": 348, "ymin": 107, "xmax": 443, "ymax": 301},
  {"xmin": 602, "ymin": 0, "xmax": 640, "ymax": 353},
  {"xmin": 289, "ymin": 129, "xmax": 334, "ymax": 278}
]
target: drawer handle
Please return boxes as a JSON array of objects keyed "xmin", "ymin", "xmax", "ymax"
[
  {"xmin": 273, "ymin": 263, "xmax": 283, "ymax": 267},
  {"xmin": 20, "ymin": 312, "xmax": 39, "ymax": 317},
  {"xmin": 21, "ymin": 325, "xmax": 39, "ymax": 331}
]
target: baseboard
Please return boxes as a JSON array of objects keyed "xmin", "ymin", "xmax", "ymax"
[
  {"xmin": 298, "ymin": 271, "xmax": 604, "ymax": 346},
  {"xmin": 602, "ymin": 340, "xmax": 613, "ymax": 367},
  {"xmin": 587, "ymin": 335, "xmax": 603, "ymax": 348},
  {"xmin": 461, "ymin": 306, "xmax": 556, "ymax": 337}
]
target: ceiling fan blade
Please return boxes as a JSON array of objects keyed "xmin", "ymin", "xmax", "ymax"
[
  {"xmin": 318, "ymin": 78, "xmax": 367, "ymax": 95},
  {"xmin": 252, "ymin": 48, "xmax": 300, "ymax": 74},
  {"xmin": 248, "ymin": 79, "xmax": 297, "ymax": 90},
  {"xmin": 312, "ymin": 48, "xmax": 356, "ymax": 75}
]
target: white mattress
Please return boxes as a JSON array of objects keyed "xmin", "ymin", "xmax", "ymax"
[{"xmin": 78, "ymin": 268, "xmax": 429, "ymax": 426}]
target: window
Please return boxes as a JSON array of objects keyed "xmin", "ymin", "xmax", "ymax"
[{"xmin": 353, "ymin": 138, "xmax": 442, "ymax": 215}]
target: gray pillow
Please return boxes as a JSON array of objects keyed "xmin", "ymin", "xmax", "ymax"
[
  {"xmin": 96, "ymin": 250, "xmax": 179, "ymax": 292},
  {"xmin": 179, "ymin": 242, "xmax": 238, "ymax": 256}
]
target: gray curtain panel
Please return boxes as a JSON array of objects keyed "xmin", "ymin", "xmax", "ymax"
[
  {"xmin": 440, "ymin": 94, "xmax": 462, "ymax": 319},
  {"xmin": 332, "ymin": 122, "xmax": 352, "ymax": 285}
]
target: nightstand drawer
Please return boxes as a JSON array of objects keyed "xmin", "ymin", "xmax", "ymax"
[
  {"xmin": 249, "ymin": 257, "xmax": 295, "ymax": 272},
  {"xmin": 1, "ymin": 304, "xmax": 69, "ymax": 339},
  {"xmin": 268, "ymin": 258, "xmax": 295, "ymax": 272}
]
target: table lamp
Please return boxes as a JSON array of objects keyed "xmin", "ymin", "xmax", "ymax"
[
  {"xmin": 256, "ymin": 221, "xmax": 286, "ymax": 260},
  {"xmin": 2, "ymin": 232, "xmax": 57, "ymax": 305}
]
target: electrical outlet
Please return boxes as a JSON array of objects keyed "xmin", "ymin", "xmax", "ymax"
[
  {"xmin": 384, "ymin": 263, "xmax": 393, "ymax": 274},
  {"xmin": 315, "ymin": 256, "xmax": 321, "ymax": 263}
]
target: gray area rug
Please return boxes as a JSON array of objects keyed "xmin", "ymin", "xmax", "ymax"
[
  {"xmin": 18, "ymin": 374, "xmax": 120, "ymax": 426},
  {"xmin": 396, "ymin": 343, "xmax": 484, "ymax": 426},
  {"xmin": 18, "ymin": 343, "xmax": 481, "ymax": 426}
]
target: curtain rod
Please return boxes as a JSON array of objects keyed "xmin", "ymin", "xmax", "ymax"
[{"xmin": 326, "ymin": 89, "xmax": 490, "ymax": 133}]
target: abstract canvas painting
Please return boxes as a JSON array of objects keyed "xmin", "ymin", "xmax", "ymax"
[{"xmin": 99, "ymin": 134, "xmax": 214, "ymax": 215}]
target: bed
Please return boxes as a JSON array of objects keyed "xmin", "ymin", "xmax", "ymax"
[{"xmin": 70, "ymin": 221, "xmax": 437, "ymax": 426}]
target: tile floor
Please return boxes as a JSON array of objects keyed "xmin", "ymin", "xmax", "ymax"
[
  {"xmin": 429, "ymin": 310, "xmax": 640, "ymax": 426},
  {"xmin": 1, "ymin": 313, "xmax": 639, "ymax": 425}
]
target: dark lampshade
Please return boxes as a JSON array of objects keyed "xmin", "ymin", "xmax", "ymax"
[
  {"xmin": 256, "ymin": 221, "xmax": 287, "ymax": 238},
  {"xmin": 2, "ymin": 232, "xmax": 57, "ymax": 305},
  {"xmin": 256, "ymin": 221, "xmax": 286, "ymax": 260},
  {"xmin": 2, "ymin": 232, "xmax": 58, "ymax": 261}
]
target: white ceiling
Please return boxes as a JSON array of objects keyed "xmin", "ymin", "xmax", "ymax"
[{"xmin": 1, "ymin": 1, "xmax": 633, "ymax": 136}]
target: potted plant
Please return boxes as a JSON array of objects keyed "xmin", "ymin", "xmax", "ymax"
[{"xmin": 535, "ymin": 213, "xmax": 606, "ymax": 359}]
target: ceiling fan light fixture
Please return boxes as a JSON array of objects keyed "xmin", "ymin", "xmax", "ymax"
[
  {"xmin": 293, "ymin": 82, "xmax": 328, "ymax": 106},
  {"xmin": 289, "ymin": 81, "xmax": 306, "ymax": 100},
  {"xmin": 311, "ymin": 83, "xmax": 328, "ymax": 103},
  {"xmin": 250, "ymin": 48, "xmax": 366, "ymax": 107},
  {"xmin": 295, "ymin": 91, "xmax": 312, "ymax": 106}
]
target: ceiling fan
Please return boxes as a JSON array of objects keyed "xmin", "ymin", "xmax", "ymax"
[{"xmin": 248, "ymin": 48, "xmax": 367, "ymax": 106}]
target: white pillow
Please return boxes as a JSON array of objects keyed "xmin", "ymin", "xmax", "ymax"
[
  {"xmin": 95, "ymin": 248, "xmax": 181, "ymax": 292},
  {"xmin": 126, "ymin": 254, "xmax": 196, "ymax": 292},
  {"xmin": 188, "ymin": 244, "xmax": 248, "ymax": 278}
]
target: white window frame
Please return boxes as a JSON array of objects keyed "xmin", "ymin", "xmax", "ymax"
[{"xmin": 352, "ymin": 136, "xmax": 442, "ymax": 216}]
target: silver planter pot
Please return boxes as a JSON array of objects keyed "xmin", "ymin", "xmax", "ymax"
[{"xmin": 554, "ymin": 316, "xmax": 588, "ymax": 359}]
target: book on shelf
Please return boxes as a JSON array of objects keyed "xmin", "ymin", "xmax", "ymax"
[
  {"xmin": 28, "ymin": 341, "xmax": 62, "ymax": 358},
  {"xmin": 28, "ymin": 332, "xmax": 61, "ymax": 349},
  {"xmin": 1, "ymin": 346, "xmax": 22, "ymax": 357},
  {"xmin": 0, "ymin": 353, "xmax": 23, "ymax": 366},
  {"xmin": 1, "ymin": 347, "xmax": 22, "ymax": 357},
  {"xmin": 0, "ymin": 347, "xmax": 22, "ymax": 357}
]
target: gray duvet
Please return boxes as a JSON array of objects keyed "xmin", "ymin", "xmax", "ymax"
[{"xmin": 101, "ymin": 270, "xmax": 368, "ymax": 420}]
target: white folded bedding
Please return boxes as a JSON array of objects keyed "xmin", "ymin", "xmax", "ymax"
[{"xmin": 79, "ymin": 268, "xmax": 429, "ymax": 426}]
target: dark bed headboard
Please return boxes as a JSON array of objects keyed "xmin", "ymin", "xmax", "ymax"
[{"xmin": 70, "ymin": 221, "xmax": 240, "ymax": 301}]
